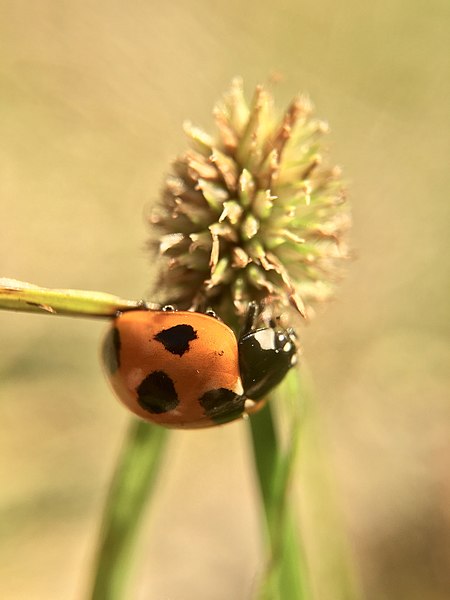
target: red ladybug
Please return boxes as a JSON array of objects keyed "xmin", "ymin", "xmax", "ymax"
[{"xmin": 102, "ymin": 304, "xmax": 297, "ymax": 429}]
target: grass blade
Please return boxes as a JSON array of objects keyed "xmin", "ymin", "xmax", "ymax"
[
  {"xmin": 0, "ymin": 278, "xmax": 146, "ymax": 318},
  {"xmin": 250, "ymin": 369, "xmax": 312, "ymax": 600},
  {"xmin": 89, "ymin": 419, "xmax": 169, "ymax": 600}
]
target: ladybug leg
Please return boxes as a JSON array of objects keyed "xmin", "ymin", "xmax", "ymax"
[
  {"xmin": 191, "ymin": 303, "xmax": 223, "ymax": 321},
  {"xmin": 161, "ymin": 304, "xmax": 177, "ymax": 311},
  {"xmin": 204, "ymin": 308, "xmax": 221, "ymax": 320}
]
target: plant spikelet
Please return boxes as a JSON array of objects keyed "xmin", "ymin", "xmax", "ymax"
[{"xmin": 149, "ymin": 79, "xmax": 350, "ymax": 322}]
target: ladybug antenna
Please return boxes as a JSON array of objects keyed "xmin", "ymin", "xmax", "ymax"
[{"xmin": 241, "ymin": 301, "xmax": 260, "ymax": 335}]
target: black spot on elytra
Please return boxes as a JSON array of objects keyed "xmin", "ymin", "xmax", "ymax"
[
  {"xmin": 102, "ymin": 327, "xmax": 121, "ymax": 373},
  {"xmin": 154, "ymin": 324, "xmax": 198, "ymax": 356},
  {"xmin": 136, "ymin": 370, "xmax": 179, "ymax": 414},
  {"xmin": 199, "ymin": 388, "xmax": 245, "ymax": 425}
]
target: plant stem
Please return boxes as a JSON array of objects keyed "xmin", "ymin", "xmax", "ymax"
[
  {"xmin": 89, "ymin": 419, "xmax": 169, "ymax": 600},
  {"xmin": 0, "ymin": 278, "xmax": 149, "ymax": 317},
  {"xmin": 249, "ymin": 369, "xmax": 311, "ymax": 600}
]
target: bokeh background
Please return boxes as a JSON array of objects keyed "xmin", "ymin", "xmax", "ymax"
[{"xmin": 1, "ymin": 1, "xmax": 449, "ymax": 599}]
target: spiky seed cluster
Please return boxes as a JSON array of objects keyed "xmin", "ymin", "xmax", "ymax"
[{"xmin": 149, "ymin": 79, "xmax": 350, "ymax": 322}]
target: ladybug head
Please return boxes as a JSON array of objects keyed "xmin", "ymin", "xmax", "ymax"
[{"xmin": 238, "ymin": 302, "xmax": 298, "ymax": 402}]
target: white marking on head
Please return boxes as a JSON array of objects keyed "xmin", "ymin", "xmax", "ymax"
[{"xmin": 254, "ymin": 328, "xmax": 275, "ymax": 350}]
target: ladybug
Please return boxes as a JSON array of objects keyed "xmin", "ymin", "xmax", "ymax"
[{"xmin": 102, "ymin": 303, "xmax": 298, "ymax": 429}]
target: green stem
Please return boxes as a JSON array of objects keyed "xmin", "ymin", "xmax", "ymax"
[
  {"xmin": 249, "ymin": 369, "xmax": 312, "ymax": 600},
  {"xmin": 0, "ymin": 278, "xmax": 149, "ymax": 317},
  {"xmin": 89, "ymin": 420, "xmax": 169, "ymax": 600}
]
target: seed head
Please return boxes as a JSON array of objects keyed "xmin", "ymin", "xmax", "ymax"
[{"xmin": 149, "ymin": 79, "xmax": 350, "ymax": 323}]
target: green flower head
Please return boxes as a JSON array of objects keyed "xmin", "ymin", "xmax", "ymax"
[{"xmin": 149, "ymin": 79, "xmax": 350, "ymax": 324}]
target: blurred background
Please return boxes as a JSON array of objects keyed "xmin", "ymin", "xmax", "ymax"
[{"xmin": 0, "ymin": 1, "xmax": 449, "ymax": 599}]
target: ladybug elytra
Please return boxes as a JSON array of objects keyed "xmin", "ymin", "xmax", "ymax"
[{"xmin": 102, "ymin": 303, "xmax": 298, "ymax": 429}]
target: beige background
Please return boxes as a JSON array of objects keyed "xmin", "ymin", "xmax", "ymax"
[{"xmin": 1, "ymin": 1, "xmax": 449, "ymax": 599}]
